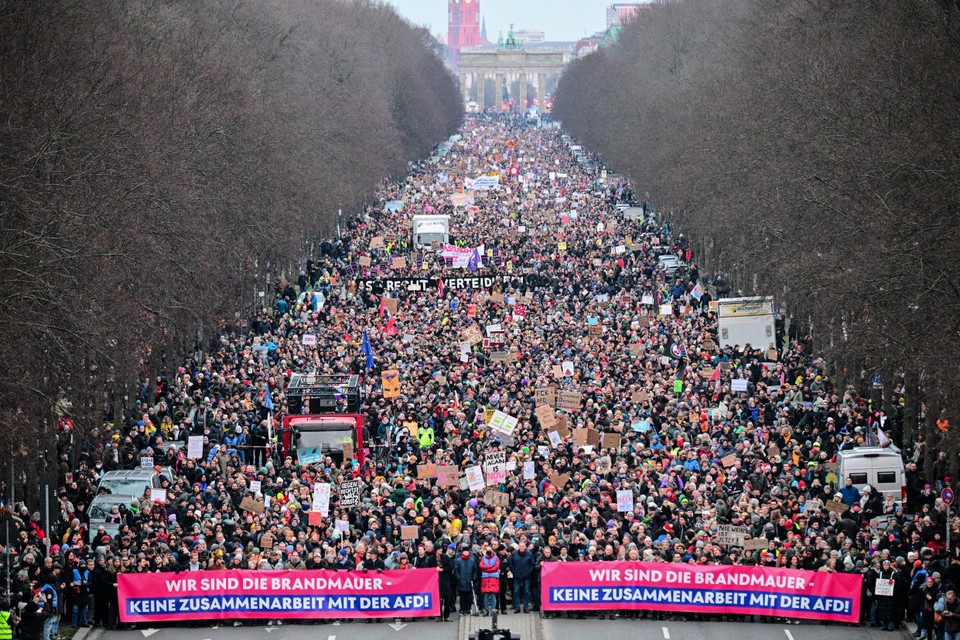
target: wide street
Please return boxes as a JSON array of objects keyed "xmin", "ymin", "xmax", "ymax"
[{"xmin": 87, "ymin": 615, "xmax": 907, "ymax": 640}]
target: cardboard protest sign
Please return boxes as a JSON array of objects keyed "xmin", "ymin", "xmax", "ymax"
[
  {"xmin": 484, "ymin": 490, "xmax": 510, "ymax": 508},
  {"xmin": 631, "ymin": 389, "xmax": 650, "ymax": 404},
  {"xmin": 587, "ymin": 429, "xmax": 601, "ymax": 447},
  {"xmin": 342, "ymin": 440, "xmax": 354, "ymax": 462},
  {"xmin": 461, "ymin": 325, "xmax": 483, "ymax": 346},
  {"xmin": 717, "ymin": 525, "xmax": 748, "ymax": 547},
  {"xmin": 535, "ymin": 385, "xmax": 557, "ymax": 408},
  {"xmin": 383, "ymin": 297, "xmax": 398, "ymax": 314},
  {"xmin": 548, "ymin": 473, "xmax": 571, "ymax": 488},
  {"xmin": 743, "ymin": 538, "xmax": 767, "ymax": 551},
  {"xmin": 436, "ymin": 465, "xmax": 460, "ymax": 488},
  {"xmin": 551, "ymin": 365, "xmax": 564, "ymax": 378},
  {"xmin": 557, "ymin": 391, "xmax": 582, "ymax": 412},
  {"xmin": 588, "ymin": 324, "xmax": 603, "ymax": 337},
  {"xmin": 417, "ymin": 463, "xmax": 438, "ymax": 479},
  {"xmin": 359, "ymin": 256, "xmax": 372, "ymax": 267},
  {"xmin": 535, "ymin": 405, "xmax": 556, "ymax": 429},
  {"xmin": 401, "ymin": 525, "xmax": 419, "ymax": 540},
  {"xmin": 382, "ymin": 370, "xmax": 401, "ymax": 398},
  {"xmin": 825, "ymin": 500, "xmax": 848, "ymax": 514},
  {"xmin": 555, "ymin": 415, "xmax": 571, "ymax": 438},
  {"xmin": 573, "ymin": 429, "xmax": 589, "ymax": 446},
  {"xmin": 370, "ymin": 236, "xmax": 385, "ymax": 249},
  {"xmin": 602, "ymin": 433, "xmax": 621, "ymax": 449},
  {"xmin": 338, "ymin": 480, "xmax": 361, "ymax": 508},
  {"xmin": 721, "ymin": 454, "xmax": 738, "ymax": 468},
  {"xmin": 240, "ymin": 496, "xmax": 265, "ymax": 514}
]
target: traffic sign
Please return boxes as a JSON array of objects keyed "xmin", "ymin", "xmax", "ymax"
[{"xmin": 943, "ymin": 487, "xmax": 954, "ymax": 506}]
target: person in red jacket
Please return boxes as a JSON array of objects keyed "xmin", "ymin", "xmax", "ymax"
[{"xmin": 479, "ymin": 548, "xmax": 500, "ymax": 615}]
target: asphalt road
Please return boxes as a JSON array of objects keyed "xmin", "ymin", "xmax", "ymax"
[
  {"xmin": 541, "ymin": 618, "xmax": 905, "ymax": 640},
  {"xmin": 89, "ymin": 617, "xmax": 906, "ymax": 640},
  {"xmin": 92, "ymin": 619, "xmax": 458, "ymax": 640}
]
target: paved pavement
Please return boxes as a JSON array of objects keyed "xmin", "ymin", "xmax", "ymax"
[
  {"xmin": 542, "ymin": 618, "xmax": 909, "ymax": 640},
  {"xmin": 92, "ymin": 619, "xmax": 458, "ymax": 640}
]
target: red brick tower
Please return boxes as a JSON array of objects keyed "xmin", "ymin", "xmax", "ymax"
[{"xmin": 448, "ymin": 0, "xmax": 482, "ymax": 63}]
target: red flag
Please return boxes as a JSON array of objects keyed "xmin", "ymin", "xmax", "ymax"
[
  {"xmin": 437, "ymin": 277, "xmax": 445, "ymax": 299},
  {"xmin": 384, "ymin": 316, "xmax": 398, "ymax": 337},
  {"xmin": 379, "ymin": 296, "xmax": 386, "ymax": 318},
  {"xmin": 710, "ymin": 367, "xmax": 721, "ymax": 382}
]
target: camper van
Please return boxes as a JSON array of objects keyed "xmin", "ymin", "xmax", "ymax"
[{"xmin": 835, "ymin": 447, "xmax": 906, "ymax": 505}]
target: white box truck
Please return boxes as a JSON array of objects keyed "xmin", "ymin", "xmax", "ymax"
[
  {"xmin": 835, "ymin": 447, "xmax": 906, "ymax": 505},
  {"xmin": 717, "ymin": 296, "xmax": 776, "ymax": 351},
  {"xmin": 412, "ymin": 214, "xmax": 450, "ymax": 249}
]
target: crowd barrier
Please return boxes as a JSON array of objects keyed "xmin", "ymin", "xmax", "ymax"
[
  {"xmin": 118, "ymin": 569, "xmax": 439, "ymax": 622},
  {"xmin": 118, "ymin": 562, "xmax": 862, "ymax": 624},
  {"xmin": 541, "ymin": 562, "xmax": 862, "ymax": 624}
]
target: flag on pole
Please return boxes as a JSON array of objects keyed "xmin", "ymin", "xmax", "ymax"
[
  {"xmin": 437, "ymin": 277, "xmax": 446, "ymax": 299},
  {"xmin": 690, "ymin": 282, "xmax": 704, "ymax": 301},
  {"xmin": 467, "ymin": 248, "xmax": 483, "ymax": 272},
  {"xmin": 263, "ymin": 382, "xmax": 275, "ymax": 411},
  {"xmin": 361, "ymin": 331, "xmax": 374, "ymax": 370},
  {"xmin": 877, "ymin": 426, "xmax": 892, "ymax": 448}
]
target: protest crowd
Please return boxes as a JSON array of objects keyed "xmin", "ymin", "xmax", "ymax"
[{"xmin": 3, "ymin": 113, "xmax": 956, "ymax": 638}]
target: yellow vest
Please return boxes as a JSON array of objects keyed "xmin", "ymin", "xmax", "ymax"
[{"xmin": 0, "ymin": 611, "xmax": 12, "ymax": 640}]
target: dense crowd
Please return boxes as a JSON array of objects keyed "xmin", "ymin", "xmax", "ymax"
[{"xmin": 2, "ymin": 113, "xmax": 955, "ymax": 639}]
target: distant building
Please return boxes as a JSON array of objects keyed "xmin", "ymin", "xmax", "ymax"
[
  {"xmin": 448, "ymin": 0, "xmax": 484, "ymax": 65},
  {"xmin": 606, "ymin": 3, "xmax": 646, "ymax": 29},
  {"xmin": 576, "ymin": 32, "xmax": 605, "ymax": 57}
]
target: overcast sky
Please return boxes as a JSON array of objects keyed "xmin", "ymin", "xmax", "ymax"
[{"xmin": 383, "ymin": 0, "xmax": 618, "ymax": 42}]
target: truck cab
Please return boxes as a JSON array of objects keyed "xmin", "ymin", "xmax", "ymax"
[{"xmin": 281, "ymin": 373, "xmax": 366, "ymax": 467}]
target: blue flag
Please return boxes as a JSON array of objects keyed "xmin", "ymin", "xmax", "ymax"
[
  {"xmin": 361, "ymin": 331, "xmax": 374, "ymax": 370},
  {"xmin": 264, "ymin": 382, "xmax": 274, "ymax": 410}
]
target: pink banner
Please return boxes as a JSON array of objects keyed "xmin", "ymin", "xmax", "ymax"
[
  {"xmin": 119, "ymin": 569, "xmax": 440, "ymax": 622},
  {"xmin": 541, "ymin": 561, "xmax": 861, "ymax": 623}
]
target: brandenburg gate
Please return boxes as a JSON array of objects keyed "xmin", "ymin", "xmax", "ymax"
[{"xmin": 457, "ymin": 35, "xmax": 568, "ymax": 111}]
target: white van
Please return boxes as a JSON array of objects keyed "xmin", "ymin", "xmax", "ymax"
[{"xmin": 835, "ymin": 447, "xmax": 906, "ymax": 505}]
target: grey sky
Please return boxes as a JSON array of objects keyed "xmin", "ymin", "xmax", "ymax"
[{"xmin": 383, "ymin": 0, "xmax": 618, "ymax": 43}]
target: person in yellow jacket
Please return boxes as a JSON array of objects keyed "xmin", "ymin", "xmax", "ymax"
[
  {"xmin": 0, "ymin": 604, "xmax": 13, "ymax": 640},
  {"xmin": 418, "ymin": 425, "xmax": 435, "ymax": 449}
]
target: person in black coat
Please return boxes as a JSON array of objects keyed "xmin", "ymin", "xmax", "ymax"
[
  {"xmin": 438, "ymin": 545, "xmax": 457, "ymax": 621},
  {"xmin": 18, "ymin": 591, "xmax": 48, "ymax": 640}
]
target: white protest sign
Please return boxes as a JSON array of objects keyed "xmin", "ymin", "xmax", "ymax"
[
  {"xmin": 485, "ymin": 451, "xmax": 507, "ymax": 485},
  {"xmin": 465, "ymin": 465, "xmax": 485, "ymax": 492},
  {"xmin": 302, "ymin": 334, "xmax": 317, "ymax": 346},
  {"xmin": 187, "ymin": 435, "xmax": 204, "ymax": 459},
  {"xmin": 312, "ymin": 483, "xmax": 331, "ymax": 517},
  {"xmin": 249, "ymin": 480, "xmax": 262, "ymax": 494},
  {"xmin": 523, "ymin": 460, "xmax": 536, "ymax": 480},
  {"xmin": 488, "ymin": 410, "xmax": 519, "ymax": 437},
  {"xmin": 731, "ymin": 379, "xmax": 749, "ymax": 392},
  {"xmin": 616, "ymin": 490, "xmax": 634, "ymax": 513},
  {"xmin": 875, "ymin": 578, "xmax": 895, "ymax": 597},
  {"xmin": 140, "ymin": 456, "xmax": 154, "ymax": 469},
  {"xmin": 151, "ymin": 488, "xmax": 166, "ymax": 503},
  {"xmin": 548, "ymin": 431, "xmax": 562, "ymax": 448}
]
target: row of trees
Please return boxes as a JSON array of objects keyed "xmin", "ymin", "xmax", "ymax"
[
  {"xmin": 0, "ymin": 0, "xmax": 461, "ymax": 500},
  {"xmin": 555, "ymin": 0, "xmax": 960, "ymax": 475}
]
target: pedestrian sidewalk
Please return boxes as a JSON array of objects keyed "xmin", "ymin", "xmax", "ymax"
[{"xmin": 459, "ymin": 611, "xmax": 540, "ymax": 639}]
